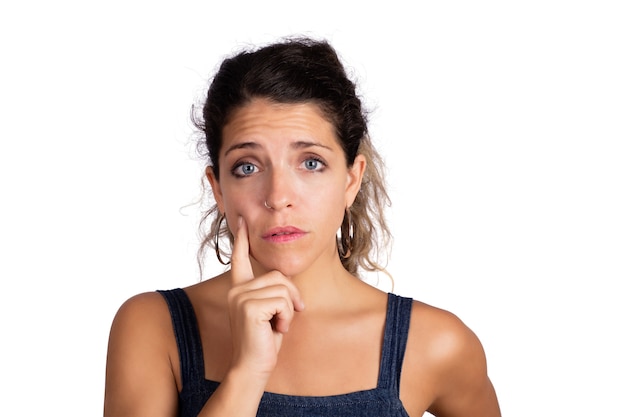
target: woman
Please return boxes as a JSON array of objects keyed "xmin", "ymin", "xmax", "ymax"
[{"xmin": 104, "ymin": 37, "xmax": 501, "ymax": 417}]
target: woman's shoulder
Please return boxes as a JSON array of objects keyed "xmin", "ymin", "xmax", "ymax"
[
  {"xmin": 107, "ymin": 278, "xmax": 215, "ymax": 351},
  {"xmin": 407, "ymin": 300, "xmax": 480, "ymax": 349},
  {"xmin": 114, "ymin": 274, "xmax": 228, "ymax": 317},
  {"xmin": 108, "ymin": 291, "xmax": 177, "ymax": 355},
  {"xmin": 105, "ymin": 290, "xmax": 182, "ymax": 411},
  {"xmin": 112, "ymin": 291, "xmax": 170, "ymax": 325},
  {"xmin": 401, "ymin": 300, "xmax": 498, "ymax": 415},
  {"xmin": 405, "ymin": 300, "xmax": 487, "ymax": 372},
  {"xmin": 110, "ymin": 274, "xmax": 229, "ymax": 331}
]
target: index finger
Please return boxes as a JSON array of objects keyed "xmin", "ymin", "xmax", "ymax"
[{"xmin": 230, "ymin": 216, "xmax": 255, "ymax": 285}]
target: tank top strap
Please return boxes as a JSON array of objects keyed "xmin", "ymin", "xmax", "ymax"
[
  {"xmin": 377, "ymin": 292, "xmax": 414, "ymax": 392},
  {"xmin": 157, "ymin": 288, "xmax": 205, "ymax": 388}
]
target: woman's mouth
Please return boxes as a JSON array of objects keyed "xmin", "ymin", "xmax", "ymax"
[{"xmin": 262, "ymin": 226, "xmax": 307, "ymax": 243}]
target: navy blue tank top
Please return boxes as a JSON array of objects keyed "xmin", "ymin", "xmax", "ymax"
[{"xmin": 158, "ymin": 288, "xmax": 413, "ymax": 417}]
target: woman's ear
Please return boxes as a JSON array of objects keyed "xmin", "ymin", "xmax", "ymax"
[
  {"xmin": 345, "ymin": 154, "xmax": 367, "ymax": 207},
  {"xmin": 205, "ymin": 166, "xmax": 225, "ymax": 212}
]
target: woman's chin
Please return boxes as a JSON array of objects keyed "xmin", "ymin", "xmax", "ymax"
[{"xmin": 253, "ymin": 257, "xmax": 310, "ymax": 278}]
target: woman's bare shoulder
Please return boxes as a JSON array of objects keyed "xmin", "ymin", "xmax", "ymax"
[
  {"xmin": 407, "ymin": 300, "xmax": 482, "ymax": 357},
  {"xmin": 110, "ymin": 274, "xmax": 229, "ymax": 330},
  {"xmin": 401, "ymin": 300, "xmax": 501, "ymax": 416},
  {"xmin": 109, "ymin": 291, "xmax": 173, "ymax": 337},
  {"xmin": 104, "ymin": 291, "xmax": 179, "ymax": 417},
  {"xmin": 106, "ymin": 291, "xmax": 180, "ymax": 378}
]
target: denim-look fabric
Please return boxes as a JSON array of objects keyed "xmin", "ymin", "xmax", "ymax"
[{"xmin": 158, "ymin": 288, "xmax": 413, "ymax": 417}]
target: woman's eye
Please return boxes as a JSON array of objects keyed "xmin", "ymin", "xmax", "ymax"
[
  {"xmin": 302, "ymin": 158, "xmax": 325, "ymax": 171},
  {"xmin": 232, "ymin": 162, "xmax": 257, "ymax": 177}
]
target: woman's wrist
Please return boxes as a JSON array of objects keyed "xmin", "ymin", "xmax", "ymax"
[{"xmin": 198, "ymin": 366, "xmax": 268, "ymax": 416}]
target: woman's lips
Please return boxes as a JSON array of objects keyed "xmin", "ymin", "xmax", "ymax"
[{"xmin": 262, "ymin": 226, "xmax": 307, "ymax": 243}]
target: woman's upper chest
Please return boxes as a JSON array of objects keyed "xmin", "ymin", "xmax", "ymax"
[{"xmin": 195, "ymin": 299, "xmax": 387, "ymax": 396}]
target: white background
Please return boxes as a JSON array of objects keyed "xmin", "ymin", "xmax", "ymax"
[{"xmin": 1, "ymin": 1, "xmax": 624, "ymax": 416}]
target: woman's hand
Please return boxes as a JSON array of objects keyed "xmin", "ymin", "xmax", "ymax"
[
  {"xmin": 195, "ymin": 217, "xmax": 306, "ymax": 417},
  {"xmin": 227, "ymin": 216, "xmax": 305, "ymax": 381}
]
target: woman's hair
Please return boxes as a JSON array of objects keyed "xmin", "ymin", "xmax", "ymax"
[{"xmin": 192, "ymin": 36, "xmax": 391, "ymax": 278}]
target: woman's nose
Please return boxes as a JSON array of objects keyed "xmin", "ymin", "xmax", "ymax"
[{"xmin": 264, "ymin": 168, "xmax": 294, "ymax": 210}]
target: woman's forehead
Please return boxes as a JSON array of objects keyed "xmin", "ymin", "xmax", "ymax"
[{"xmin": 222, "ymin": 99, "xmax": 339, "ymax": 149}]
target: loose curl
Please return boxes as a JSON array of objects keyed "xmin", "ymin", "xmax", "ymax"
[{"xmin": 192, "ymin": 36, "xmax": 391, "ymax": 279}]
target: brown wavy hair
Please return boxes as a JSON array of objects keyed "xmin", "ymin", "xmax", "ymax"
[{"xmin": 192, "ymin": 36, "xmax": 392, "ymax": 279}]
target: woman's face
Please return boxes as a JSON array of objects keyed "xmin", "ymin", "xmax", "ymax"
[{"xmin": 207, "ymin": 98, "xmax": 365, "ymax": 277}]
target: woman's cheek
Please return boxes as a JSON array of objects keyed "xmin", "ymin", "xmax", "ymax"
[{"xmin": 224, "ymin": 196, "xmax": 258, "ymax": 234}]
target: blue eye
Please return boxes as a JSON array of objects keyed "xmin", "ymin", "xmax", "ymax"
[
  {"xmin": 303, "ymin": 158, "xmax": 325, "ymax": 171},
  {"xmin": 232, "ymin": 162, "xmax": 257, "ymax": 177}
]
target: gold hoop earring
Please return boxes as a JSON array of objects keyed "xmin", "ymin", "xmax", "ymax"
[
  {"xmin": 215, "ymin": 213, "xmax": 231, "ymax": 265},
  {"xmin": 340, "ymin": 207, "xmax": 353, "ymax": 258}
]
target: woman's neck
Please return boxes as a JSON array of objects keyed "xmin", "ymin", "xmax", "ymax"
[{"xmin": 247, "ymin": 251, "xmax": 367, "ymax": 313}]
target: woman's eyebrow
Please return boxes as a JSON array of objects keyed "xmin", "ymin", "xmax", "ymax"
[
  {"xmin": 292, "ymin": 141, "xmax": 333, "ymax": 151},
  {"xmin": 225, "ymin": 140, "xmax": 333, "ymax": 156},
  {"xmin": 224, "ymin": 141, "xmax": 260, "ymax": 156}
]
